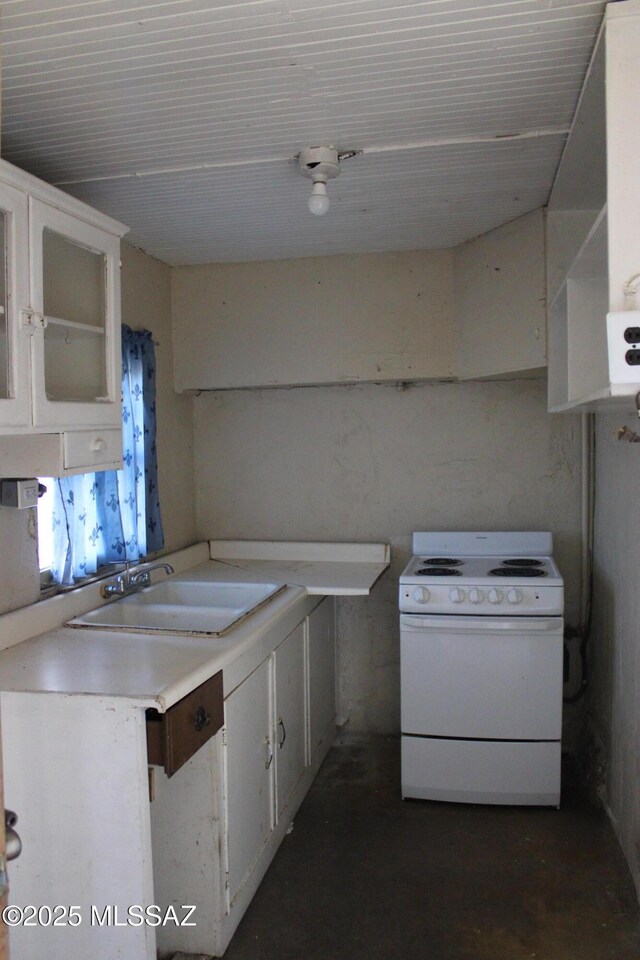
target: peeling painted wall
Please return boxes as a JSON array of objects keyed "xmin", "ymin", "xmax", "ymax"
[
  {"xmin": 171, "ymin": 250, "xmax": 455, "ymax": 391},
  {"xmin": 590, "ymin": 411, "xmax": 640, "ymax": 897},
  {"xmin": 455, "ymin": 209, "xmax": 547, "ymax": 379},
  {"xmin": 193, "ymin": 379, "xmax": 582, "ymax": 734}
]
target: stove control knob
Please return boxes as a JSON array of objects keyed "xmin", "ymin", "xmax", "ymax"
[
  {"xmin": 449, "ymin": 587, "xmax": 465, "ymax": 603},
  {"xmin": 468, "ymin": 588, "xmax": 483, "ymax": 604},
  {"xmin": 413, "ymin": 586, "xmax": 431, "ymax": 604},
  {"xmin": 488, "ymin": 588, "xmax": 503, "ymax": 605},
  {"xmin": 507, "ymin": 588, "xmax": 523, "ymax": 605}
]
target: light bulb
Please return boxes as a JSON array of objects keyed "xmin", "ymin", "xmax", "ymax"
[{"xmin": 308, "ymin": 181, "xmax": 329, "ymax": 216}]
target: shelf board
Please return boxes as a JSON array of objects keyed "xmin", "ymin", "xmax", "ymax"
[
  {"xmin": 548, "ymin": 205, "xmax": 608, "ymax": 311},
  {"xmin": 550, "ymin": 386, "xmax": 611, "ymax": 412},
  {"xmin": 549, "ymin": 384, "xmax": 640, "ymax": 413},
  {"xmin": 44, "ymin": 316, "xmax": 106, "ymax": 339}
]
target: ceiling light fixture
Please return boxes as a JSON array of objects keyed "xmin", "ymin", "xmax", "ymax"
[
  {"xmin": 308, "ymin": 180, "xmax": 330, "ymax": 216},
  {"xmin": 298, "ymin": 146, "xmax": 341, "ymax": 216}
]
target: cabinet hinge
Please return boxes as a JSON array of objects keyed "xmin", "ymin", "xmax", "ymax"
[
  {"xmin": 221, "ymin": 727, "xmax": 227, "ymax": 747},
  {"xmin": 21, "ymin": 309, "xmax": 46, "ymax": 334},
  {"xmin": 224, "ymin": 871, "xmax": 229, "ymax": 891}
]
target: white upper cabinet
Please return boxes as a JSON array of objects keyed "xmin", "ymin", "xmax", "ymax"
[
  {"xmin": 0, "ymin": 180, "xmax": 30, "ymax": 431},
  {"xmin": 0, "ymin": 160, "xmax": 127, "ymax": 474},
  {"xmin": 29, "ymin": 200, "xmax": 122, "ymax": 431},
  {"xmin": 547, "ymin": 0, "xmax": 640, "ymax": 411}
]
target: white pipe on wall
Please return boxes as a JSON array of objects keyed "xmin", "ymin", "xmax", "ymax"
[{"xmin": 580, "ymin": 411, "xmax": 595, "ymax": 632}]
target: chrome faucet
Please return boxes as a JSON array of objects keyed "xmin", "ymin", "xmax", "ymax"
[
  {"xmin": 129, "ymin": 562, "xmax": 175, "ymax": 589},
  {"xmin": 100, "ymin": 561, "xmax": 174, "ymax": 599}
]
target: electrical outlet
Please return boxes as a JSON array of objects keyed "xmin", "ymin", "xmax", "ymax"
[
  {"xmin": 0, "ymin": 479, "xmax": 39, "ymax": 509},
  {"xmin": 607, "ymin": 312, "xmax": 640, "ymax": 383}
]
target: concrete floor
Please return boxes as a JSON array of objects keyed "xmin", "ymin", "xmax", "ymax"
[{"xmin": 223, "ymin": 735, "xmax": 640, "ymax": 960}]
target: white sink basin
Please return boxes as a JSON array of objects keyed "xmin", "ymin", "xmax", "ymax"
[
  {"xmin": 121, "ymin": 580, "xmax": 280, "ymax": 609},
  {"xmin": 68, "ymin": 579, "xmax": 286, "ymax": 636}
]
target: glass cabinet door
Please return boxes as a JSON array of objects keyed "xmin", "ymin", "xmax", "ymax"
[
  {"xmin": 29, "ymin": 199, "xmax": 121, "ymax": 430},
  {"xmin": 41, "ymin": 229, "xmax": 108, "ymax": 404},
  {"xmin": 0, "ymin": 182, "xmax": 30, "ymax": 429}
]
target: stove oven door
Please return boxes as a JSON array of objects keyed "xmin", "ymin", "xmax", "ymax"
[{"xmin": 400, "ymin": 614, "xmax": 563, "ymax": 741}]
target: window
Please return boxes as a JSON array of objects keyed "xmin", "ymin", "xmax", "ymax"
[
  {"xmin": 37, "ymin": 326, "xmax": 164, "ymax": 586},
  {"xmin": 37, "ymin": 482, "xmax": 55, "ymax": 575}
]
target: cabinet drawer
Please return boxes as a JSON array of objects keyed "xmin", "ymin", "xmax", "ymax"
[
  {"xmin": 63, "ymin": 428, "xmax": 122, "ymax": 469},
  {"xmin": 146, "ymin": 671, "xmax": 224, "ymax": 778}
]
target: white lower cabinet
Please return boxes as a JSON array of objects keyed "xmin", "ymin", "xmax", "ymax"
[
  {"xmin": 1, "ymin": 595, "xmax": 337, "ymax": 960},
  {"xmin": 153, "ymin": 597, "xmax": 336, "ymax": 958},
  {"xmin": 224, "ymin": 656, "xmax": 274, "ymax": 907},
  {"xmin": 274, "ymin": 621, "xmax": 306, "ymax": 816},
  {"xmin": 3, "ymin": 695, "xmax": 157, "ymax": 960}
]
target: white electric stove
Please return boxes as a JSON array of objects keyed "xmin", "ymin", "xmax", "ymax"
[{"xmin": 400, "ymin": 532, "xmax": 564, "ymax": 806}]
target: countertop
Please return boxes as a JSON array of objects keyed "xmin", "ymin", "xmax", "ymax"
[
  {"xmin": 209, "ymin": 540, "xmax": 390, "ymax": 594},
  {"xmin": 0, "ymin": 562, "xmax": 307, "ymax": 709},
  {"xmin": 0, "ymin": 541, "xmax": 390, "ymax": 709}
]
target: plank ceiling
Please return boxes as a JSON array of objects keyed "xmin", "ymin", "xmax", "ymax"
[{"xmin": 1, "ymin": 0, "xmax": 606, "ymax": 264}]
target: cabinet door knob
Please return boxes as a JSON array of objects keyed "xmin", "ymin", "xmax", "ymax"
[
  {"xmin": 5, "ymin": 810, "xmax": 22, "ymax": 862},
  {"xmin": 194, "ymin": 706, "xmax": 212, "ymax": 732},
  {"xmin": 89, "ymin": 437, "xmax": 107, "ymax": 453}
]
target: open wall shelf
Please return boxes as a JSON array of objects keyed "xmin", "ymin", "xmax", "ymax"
[{"xmin": 547, "ymin": 0, "xmax": 640, "ymax": 412}]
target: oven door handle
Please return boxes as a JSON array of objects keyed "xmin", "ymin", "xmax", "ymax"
[{"xmin": 400, "ymin": 614, "xmax": 563, "ymax": 633}]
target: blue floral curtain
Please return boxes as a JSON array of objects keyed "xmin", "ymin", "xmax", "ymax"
[{"xmin": 49, "ymin": 326, "xmax": 164, "ymax": 585}]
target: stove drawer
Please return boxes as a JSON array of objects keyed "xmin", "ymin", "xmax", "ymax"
[
  {"xmin": 401, "ymin": 735, "xmax": 561, "ymax": 805},
  {"xmin": 400, "ymin": 616, "xmax": 563, "ymax": 740}
]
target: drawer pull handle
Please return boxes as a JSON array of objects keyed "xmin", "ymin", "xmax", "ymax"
[
  {"xmin": 277, "ymin": 717, "xmax": 287, "ymax": 748},
  {"xmin": 90, "ymin": 437, "xmax": 107, "ymax": 453},
  {"xmin": 194, "ymin": 706, "xmax": 212, "ymax": 732},
  {"xmin": 265, "ymin": 737, "xmax": 273, "ymax": 769}
]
